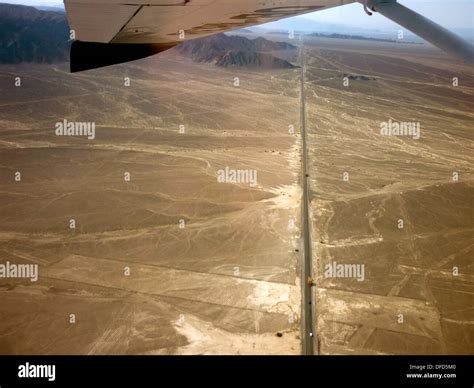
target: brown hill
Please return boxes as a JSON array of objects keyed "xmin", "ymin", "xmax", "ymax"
[
  {"xmin": 216, "ymin": 50, "xmax": 296, "ymax": 69},
  {"xmin": 175, "ymin": 33, "xmax": 297, "ymax": 69}
]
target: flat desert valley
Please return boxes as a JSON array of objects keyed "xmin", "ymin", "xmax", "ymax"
[
  {"xmin": 0, "ymin": 50, "xmax": 302, "ymax": 354},
  {"xmin": 0, "ymin": 35, "xmax": 472, "ymax": 355},
  {"xmin": 301, "ymin": 36, "xmax": 474, "ymax": 354}
]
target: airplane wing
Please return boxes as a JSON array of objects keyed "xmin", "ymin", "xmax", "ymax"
[
  {"xmin": 65, "ymin": 0, "xmax": 355, "ymax": 44},
  {"xmin": 66, "ymin": 0, "xmax": 355, "ymax": 72},
  {"xmin": 64, "ymin": 0, "xmax": 474, "ymax": 72}
]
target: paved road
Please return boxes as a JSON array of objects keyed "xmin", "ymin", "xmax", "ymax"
[{"xmin": 299, "ymin": 42, "xmax": 317, "ymax": 356}]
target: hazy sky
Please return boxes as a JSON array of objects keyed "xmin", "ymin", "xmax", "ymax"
[
  {"xmin": 305, "ymin": 1, "xmax": 474, "ymax": 30},
  {"xmin": 1, "ymin": 0, "xmax": 473, "ymax": 29}
]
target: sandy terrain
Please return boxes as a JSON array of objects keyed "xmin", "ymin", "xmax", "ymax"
[
  {"xmin": 1, "ymin": 33, "xmax": 472, "ymax": 356},
  {"xmin": 302, "ymin": 36, "xmax": 474, "ymax": 355},
  {"xmin": 0, "ymin": 51, "xmax": 302, "ymax": 354}
]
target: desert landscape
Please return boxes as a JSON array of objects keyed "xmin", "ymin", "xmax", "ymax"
[
  {"xmin": 300, "ymin": 36, "xmax": 474, "ymax": 354},
  {"xmin": 0, "ymin": 3, "xmax": 473, "ymax": 356},
  {"xmin": 0, "ymin": 39, "xmax": 303, "ymax": 354}
]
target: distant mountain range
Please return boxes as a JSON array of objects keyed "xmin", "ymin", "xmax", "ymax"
[
  {"xmin": 306, "ymin": 32, "xmax": 419, "ymax": 45},
  {"xmin": 175, "ymin": 33, "xmax": 297, "ymax": 69},
  {"xmin": 259, "ymin": 15, "xmax": 474, "ymax": 43},
  {"xmin": 35, "ymin": 6, "xmax": 66, "ymax": 13},
  {"xmin": 0, "ymin": 3, "xmax": 70, "ymax": 64}
]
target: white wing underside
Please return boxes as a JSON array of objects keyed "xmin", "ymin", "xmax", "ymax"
[{"xmin": 64, "ymin": 0, "xmax": 355, "ymax": 44}]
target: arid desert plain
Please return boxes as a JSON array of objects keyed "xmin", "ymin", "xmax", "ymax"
[{"xmin": 0, "ymin": 35, "xmax": 473, "ymax": 355}]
